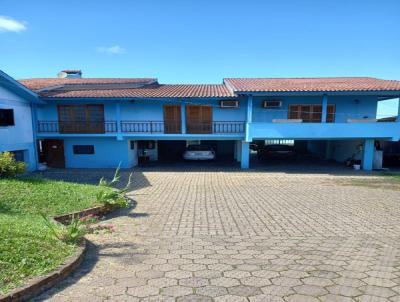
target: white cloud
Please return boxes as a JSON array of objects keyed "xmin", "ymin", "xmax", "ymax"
[
  {"xmin": 0, "ymin": 16, "xmax": 26, "ymax": 33},
  {"xmin": 97, "ymin": 45, "xmax": 127, "ymax": 54}
]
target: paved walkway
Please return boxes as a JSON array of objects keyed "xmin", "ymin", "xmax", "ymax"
[{"xmin": 36, "ymin": 168, "xmax": 400, "ymax": 301}]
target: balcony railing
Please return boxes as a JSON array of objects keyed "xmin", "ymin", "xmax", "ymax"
[
  {"xmin": 212, "ymin": 121, "xmax": 245, "ymax": 134},
  {"xmin": 121, "ymin": 121, "xmax": 165, "ymax": 133},
  {"xmin": 37, "ymin": 121, "xmax": 117, "ymax": 134},
  {"xmin": 120, "ymin": 121, "xmax": 245, "ymax": 134},
  {"xmin": 37, "ymin": 121, "xmax": 245, "ymax": 134}
]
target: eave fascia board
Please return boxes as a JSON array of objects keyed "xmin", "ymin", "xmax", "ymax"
[
  {"xmin": 42, "ymin": 96, "xmax": 238, "ymax": 101},
  {"xmin": 235, "ymin": 90, "xmax": 400, "ymax": 97},
  {"xmin": 0, "ymin": 70, "xmax": 43, "ymax": 103}
]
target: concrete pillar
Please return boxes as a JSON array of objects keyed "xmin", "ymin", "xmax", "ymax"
[
  {"xmin": 325, "ymin": 140, "xmax": 332, "ymax": 160},
  {"xmin": 116, "ymin": 102, "xmax": 123, "ymax": 140},
  {"xmin": 321, "ymin": 94, "xmax": 328, "ymax": 123},
  {"xmin": 397, "ymin": 97, "xmax": 400, "ymax": 122},
  {"xmin": 181, "ymin": 101, "xmax": 186, "ymax": 134},
  {"xmin": 240, "ymin": 141, "xmax": 250, "ymax": 169},
  {"xmin": 30, "ymin": 103, "xmax": 39, "ymax": 171},
  {"xmin": 236, "ymin": 140, "xmax": 242, "ymax": 162},
  {"xmin": 362, "ymin": 139, "xmax": 374, "ymax": 171},
  {"xmin": 245, "ymin": 95, "xmax": 253, "ymax": 142}
]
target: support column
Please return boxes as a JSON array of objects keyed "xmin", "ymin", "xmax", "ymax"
[
  {"xmin": 245, "ymin": 95, "xmax": 253, "ymax": 142},
  {"xmin": 397, "ymin": 97, "xmax": 400, "ymax": 122},
  {"xmin": 30, "ymin": 103, "xmax": 39, "ymax": 171},
  {"xmin": 116, "ymin": 102, "xmax": 123, "ymax": 140},
  {"xmin": 325, "ymin": 140, "xmax": 332, "ymax": 160},
  {"xmin": 321, "ymin": 94, "xmax": 328, "ymax": 123},
  {"xmin": 362, "ymin": 139, "xmax": 374, "ymax": 171},
  {"xmin": 181, "ymin": 101, "xmax": 186, "ymax": 134},
  {"xmin": 236, "ymin": 140, "xmax": 242, "ymax": 162},
  {"xmin": 240, "ymin": 141, "xmax": 250, "ymax": 169}
]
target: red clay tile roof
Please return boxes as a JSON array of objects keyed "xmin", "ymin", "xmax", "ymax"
[
  {"xmin": 224, "ymin": 77, "xmax": 400, "ymax": 92},
  {"xmin": 19, "ymin": 78, "xmax": 157, "ymax": 91},
  {"xmin": 35, "ymin": 84, "xmax": 235, "ymax": 98},
  {"xmin": 18, "ymin": 76, "xmax": 400, "ymax": 99}
]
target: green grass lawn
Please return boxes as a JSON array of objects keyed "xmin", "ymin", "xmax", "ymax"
[
  {"xmin": 384, "ymin": 172, "xmax": 400, "ymax": 180},
  {"xmin": 0, "ymin": 176, "xmax": 112, "ymax": 295}
]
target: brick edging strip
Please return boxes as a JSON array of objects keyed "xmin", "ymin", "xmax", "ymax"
[
  {"xmin": 0, "ymin": 241, "xmax": 86, "ymax": 302},
  {"xmin": 53, "ymin": 205, "xmax": 108, "ymax": 224}
]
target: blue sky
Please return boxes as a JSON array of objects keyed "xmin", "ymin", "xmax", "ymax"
[{"xmin": 1, "ymin": 0, "xmax": 399, "ymax": 116}]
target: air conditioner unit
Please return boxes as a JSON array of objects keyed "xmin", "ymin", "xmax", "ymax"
[
  {"xmin": 220, "ymin": 100, "xmax": 239, "ymax": 108},
  {"xmin": 263, "ymin": 100, "xmax": 282, "ymax": 109}
]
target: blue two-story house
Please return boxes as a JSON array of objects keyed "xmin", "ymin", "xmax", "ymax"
[{"xmin": 1, "ymin": 69, "xmax": 399, "ymax": 171}]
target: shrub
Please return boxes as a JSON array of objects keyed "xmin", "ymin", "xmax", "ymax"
[{"xmin": 0, "ymin": 152, "xmax": 26, "ymax": 178}]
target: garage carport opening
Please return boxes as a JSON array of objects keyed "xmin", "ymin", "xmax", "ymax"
[
  {"xmin": 251, "ymin": 139, "xmax": 371, "ymax": 172},
  {"xmin": 138, "ymin": 140, "xmax": 240, "ymax": 167}
]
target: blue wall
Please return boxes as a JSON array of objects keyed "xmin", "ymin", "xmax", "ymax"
[
  {"xmin": 38, "ymin": 98, "xmax": 247, "ymax": 122},
  {"xmin": 252, "ymin": 95, "xmax": 378, "ymax": 123},
  {"xmin": 63, "ymin": 137, "xmax": 133, "ymax": 168},
  {"xmin": 306, "ymin": 139, "xmax": 364, "ymax": 164},
  {"xmin": 0, "ymin": 86, "xmax": 37, "ymax": 171},
  {"xmin": 37, "ymin": 95, "xmax": 381, "ymax": 133}
]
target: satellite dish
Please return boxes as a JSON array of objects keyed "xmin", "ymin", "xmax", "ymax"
[{"xmin": 57, "ymin": 71, "xmax": 68, "ymax": 78}]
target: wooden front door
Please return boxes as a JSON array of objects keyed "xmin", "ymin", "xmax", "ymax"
[
  {"xmin": 186, "ymin": 105, "xmax": 212, "ymax": 134},
  {"xmin": 43, "ymin": 139, "xmax": 65, "ymax": 168},
  {"xmin": 163, "ymin": 105, "xmax": 181, "ymax": 133}
]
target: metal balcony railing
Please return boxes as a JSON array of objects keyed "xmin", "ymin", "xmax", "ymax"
[
  {"xmin": 212, "ymin": 121, "xmax": 245, "ymax": 134},
  {"xmin": 37, "ymin": 121, "xmax": 117, "ymax": 134},
  {"xmin": 37, "ymin": 121, "xmax": 245, "ymax": 134},
  {"xmin": 121, "ymin": 121, "xmax": 165, "ymax": 133}
]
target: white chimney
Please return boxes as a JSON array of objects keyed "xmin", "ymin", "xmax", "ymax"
[{"xmin": 57, "ymin": 70, "xmax": 82, "ymax": 78}]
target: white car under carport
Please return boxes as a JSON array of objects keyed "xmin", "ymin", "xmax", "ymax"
[{"xmin": 183, "ymin": 145, "xmax": 216, "ymax": 161}]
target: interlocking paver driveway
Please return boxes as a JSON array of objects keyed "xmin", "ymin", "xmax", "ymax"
[{"xmin": 35, "ymin": 168, "xmax": 400, "ymax": 301}]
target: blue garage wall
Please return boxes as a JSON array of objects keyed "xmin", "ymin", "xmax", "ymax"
[
  {"xmin": 127, "ymin": 140, "xmax": 138, "ymax": 167},
  {"xmin": 307, "ymin": 139, "xmax": 364, "ymax": 163},
  {"xmin": 307, "ymin": 140, "xmax": 328, "ymax": 158},
  {"xmin": 252, "ymin": 95, "xmax": 378, "ymax": 123},
  {"xmin": 63, "ymin": 137, "xmax": 134, "ymax": 168},
  {"xmin": 329, "ymin": 140, "xmax": 364, "ymax": 162}
]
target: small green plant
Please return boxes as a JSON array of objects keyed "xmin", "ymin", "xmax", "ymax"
[
  {"xmin": 0, "ymin": 152, "xmax": 26, "ymax": 178},
  {"xmin": 41, "ymin": 214, "xmax": 88, "ymax": 245},
  {"xmin": 96, "ymin": 166, "xmax": 132, "ymax": 209}
]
